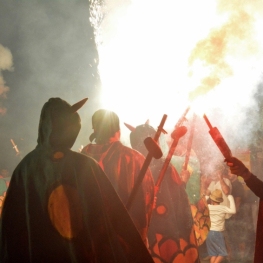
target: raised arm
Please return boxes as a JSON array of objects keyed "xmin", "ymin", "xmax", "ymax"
[
  {"xmin": 219, "ymin": 174, "xmax": 231, "ymax": 195},
  {"xmin": 225, "ymin": 195, "xmax": 236, "ymax": 219}
]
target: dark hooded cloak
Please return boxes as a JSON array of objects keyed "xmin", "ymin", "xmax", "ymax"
[
  {"xmin": 0, "ymin": 98, "xmax": 154, "ymax": 263},
  {"xmin": 129, "ymin": 123, "xmax": 200, "ymax": 263}
]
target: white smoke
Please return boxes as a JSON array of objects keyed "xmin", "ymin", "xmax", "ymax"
[
  {"xmin": 93, "ymin": 0, "xmax": 263, "ymax": 154},
  {"xmin": 0, "ymin": 44, "xmax": 13, "ymax": 115}
]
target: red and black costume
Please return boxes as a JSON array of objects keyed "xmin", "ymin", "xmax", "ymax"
[
  {"xmin": 0, "ymin": 98, "xmax": 154, "ymax": 263},
  {"xmin": 242, "ymin": 174, "xmax": 263, "ymax": 263},
  {"xmin": 128, "ymin": 123, "xmax": 200, "ymax": 263},
  {"xmin": 81, "ymin": 109, "xmax": 155, "ymax": 246}
]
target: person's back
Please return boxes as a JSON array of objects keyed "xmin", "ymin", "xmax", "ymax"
[
  {"xmin": 208, "ymin": 201, "xmax": 234, "ymax": 231},
  {"xmin": 127, "ymin": 122, "xmax": 200, "ymax": 263},
  {"xmin": 81, "ymin": 109, "xmax": 155, "ymax": 245},
  {"xmin": 206, "ymin": 189, "xmax": 236, "ymax": 263},
  {"xmin": 0, "ymin": 98, "xmax": 154, "ymax": 263}
]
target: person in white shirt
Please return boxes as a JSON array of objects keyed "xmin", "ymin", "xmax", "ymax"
[
  {"xmin": 206, "ymin": 163, "xmax": 232, "ymax": 207},
  {"xmin": 206, "ymin": 189, "xmax": 236, "ymax": 263}
]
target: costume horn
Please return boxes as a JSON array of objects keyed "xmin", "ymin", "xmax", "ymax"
[
  {"xmin": 145, "ymin": 119, "xmax": 150, "ymax": 125},
  {"xmin": 124, "ymin": 122, "xmax": 136, "ymax": 132},
  {"xmin": 71, "ymin": 98, "xmax": 88, "ymax": 113}
]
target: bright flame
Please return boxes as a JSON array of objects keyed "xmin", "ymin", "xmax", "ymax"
[{"xmin": 93, "ymin": 0, "xmax": 263, "ymax": 141}]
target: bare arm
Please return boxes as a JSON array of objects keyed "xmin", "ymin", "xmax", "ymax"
[
  {"xmin": 225, "ymin": 195, "xmax": 236, "ymax": 219},
  {"xmin": 219, "ymin": 176, "xmax": 230, "ymax": 195}
]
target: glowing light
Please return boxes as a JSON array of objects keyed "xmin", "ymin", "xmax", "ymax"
[{"xmin": 93, "ymin": 0, "xmax": 263, "ymax": 142}]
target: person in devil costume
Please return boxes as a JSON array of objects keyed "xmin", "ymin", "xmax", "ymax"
[
  {"xmin": 225, "ymin": 156, "xmax": 263, "ymax": 263},
  {"xmin": 0, "ymin": 98, "xmax": 154, "ymax": 263},
  {"xmin": 81, "ymin": 109, "xmax": 155, "ymax": 247},
  {"xmin": 125, "ymin": 122, "xmax": 200, "ymax": 263}
]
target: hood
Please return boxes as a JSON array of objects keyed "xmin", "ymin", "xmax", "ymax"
[
  {"xmin": 37, "ymin": 97, "xmax": 85, "ymax": 149},
  {"xmin": 130, "ymin": 124, "xmax": 156, "ymax": 157},
  {"xmin": 89, "ymin": 109, "xmax": 120, "ymax": 143}
]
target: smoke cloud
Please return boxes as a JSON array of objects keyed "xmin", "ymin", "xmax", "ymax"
[
  {"xmin": 0, "ymin": 0, "xmax": 100, "ymax": 171},
  {"xmin": 189, "ymin": 0, "xmax": 262, "ymax": 100},
  {"xmin": 187, "ymin": 0, "xmax": 263, "ymax": 153},
  {"xmin": 94, "ymin": 0, "xmax": 263, "ymax": 174},
  {"xmin": 1, "ymin": 0, "xmax": 263, "ymax": 177},
  {"xmin": 0, "ymin": 44, "xmax": 13, "ymax": 115}
]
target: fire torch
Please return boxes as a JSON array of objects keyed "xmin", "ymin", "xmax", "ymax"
[
  {"xmin": 203, "ymin": 114, "xmax": 232, "ymax": 159},
  {"xmin": 154, "ymin": 107, "xmax": 189, "ymax": 194},
  {"xmin": 126, "ymin": 114, "xmax": 167, "ymax": 210}
]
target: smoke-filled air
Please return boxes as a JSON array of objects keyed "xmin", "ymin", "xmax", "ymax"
[
  {"xmin": 1, "ymin": 0, "xmax": 263, "ymax": 262},
  {"xmin": 92, "ymin": 0, "xmax": 263, "ymax": 166},
  {"xmin": 0, "ymin": 0, "xmax": 263, "ymax": 174},
  {"xmin": 0, "ymin": 44, "xmax": 13, "ymax": 115}
]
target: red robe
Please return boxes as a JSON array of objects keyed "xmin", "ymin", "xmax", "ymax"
[
  {"xmin": 147, "ymin": 158, "xmax": 200, "ymax": 263},
  {"xmin": 82, "ymin": 141, "xmax": 155, "ymax": 245}
]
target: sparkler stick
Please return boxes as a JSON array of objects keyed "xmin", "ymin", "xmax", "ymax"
[
  {"xmin": 155, "ymin": 125, "xmax": 187, "ymax": 192},
  {"xmin": 126, "ymin": 114, "xmax": 167, "ymax": 210},
  {"xmin": 183, "ymin": 113, "xmax": 197, "ymax": 170},
  {"xmin": 155, "ymin": 107, "xmax": 190, "ymax": 193},
  {"xmin": 203, "ymin": 114, "xmax": 232, "ymax": 159},
  {"xmin": 175, "ymin": 106, "xmax": 190, "ymax": 129},
  {"xmin": 10, "ymin": 139, "xmax": 20, "ymax": 155}
]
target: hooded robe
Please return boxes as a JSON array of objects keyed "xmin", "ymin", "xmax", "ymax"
[
  {"xmin": 0, "ymin": 98, "xmax": 154, "ymax": 263},
  {"xmin": 128, "ymin": 124, "xmax": 200, "ymax": 263},
  {"xmin": 81, "ymin": 141, "xmax": 155, "ymax": 246},
  {"xmin": 240, "ymin": 173, "xmax": 263, "ymax": 263}
]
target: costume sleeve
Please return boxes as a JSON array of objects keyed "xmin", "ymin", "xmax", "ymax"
[{"xmin": 245, "ymin": 174, "xmax": 263, "ymax": 200}]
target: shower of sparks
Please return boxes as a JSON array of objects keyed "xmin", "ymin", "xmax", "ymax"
[{"xmin": 91, "ymin": 0, "xmax": 263, "ymax": 141}]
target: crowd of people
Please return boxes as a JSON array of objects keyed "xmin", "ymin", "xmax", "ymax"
[{"xmin": 0, "ymin": 97, "xmax": 262, "ymax": 263}]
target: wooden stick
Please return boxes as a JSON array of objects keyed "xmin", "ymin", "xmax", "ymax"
[{"xmin": 126, "ymin": 114, "xmax": 167, "ymax": 210}]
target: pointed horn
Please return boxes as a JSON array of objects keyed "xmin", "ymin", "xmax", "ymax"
[
  {"xmin": 71, "ymin": 98, "xmax": 88, "ymax": 113},
  {"xmin": 124, "ymin": 122, "xmax": 136, "ymax": 132},
  {"xmin": 145, "ymin": 119, "xmax": 149, "ymax": 125}
]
